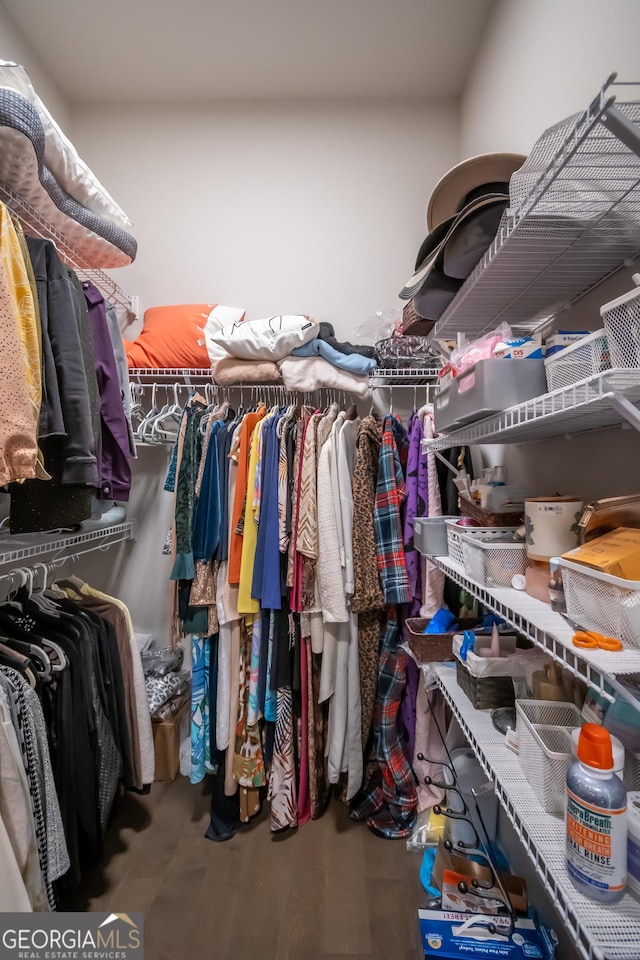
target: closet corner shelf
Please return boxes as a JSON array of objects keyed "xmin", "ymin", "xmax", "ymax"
[
  {"xmin": 434, "ymin": 555, "xmax": 640, "ymax": 703},
  {"xmin": 429, "ymin": 76, "xmax": 640, "ymax": 342},
  {"xmin": 433, "ymin": 662, "xmax": 640, "ymax": 960},
  {"xmin": 422, "ymin": 369, "xmax": 640, "ymax": 451},
  {"xmin": 0, "ymin": 521, "xmax": 136, "ymax": 567},
  {"xmin": 0, "ymin": 181, "xmax": 135, "ymax": 315}
]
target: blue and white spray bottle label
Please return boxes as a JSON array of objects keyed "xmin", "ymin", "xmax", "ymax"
[{"xmin": 566, "ymin": 789, "xmax": 627, "ymax": 892}]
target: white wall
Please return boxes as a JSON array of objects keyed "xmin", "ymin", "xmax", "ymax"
[
  {"xmin": 68, "ymin": 97, "xmax": 458, "ymax": 640},
  {"xmin": 0, "ymin": 1, "xmax": 70, "ymax": 127},
  {"xmin": 70, "ymin": 98, "xmax": 458, "ymax": 341},
  {"xmin": 461, "ymin": 0, "xmax": 640, "ymax": 157}
]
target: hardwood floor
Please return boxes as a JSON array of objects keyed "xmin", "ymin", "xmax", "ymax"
[{"xmin": 63, "ymin": 776, "xmax": 424, "ymax": 960}]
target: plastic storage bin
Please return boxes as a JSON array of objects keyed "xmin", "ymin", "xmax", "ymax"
[
  {"xmin": 434, "ymin": 358, "xmax": 547, "ymax": 433},
  {"xmin": 600, "ymin": 283, "xmax": 640, "ymax": 367},
  {"xmin": 460, "ymin": 529, "xmax": 527, "ymax": 587},
  {"xmin": 414, "ymin": 516, "xmax": 459, "ymax": 557},
  {"xmin": 559, "ymin": 557, "xmax": 640, "ymax": 648},
  {"xmin": 516, "ymin": 699, "xmax": 581, "ymax": 815},
  {"xmin": 544, "ymin": 329, "xmax": 611, "ymax": 391}
]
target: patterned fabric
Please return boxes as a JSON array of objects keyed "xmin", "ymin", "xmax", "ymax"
[
  {"xmin": 296, "ymin": 412, "xmax": 321, "ymax": 610},
  {"xmin": 190, "ymin": 635, "xmax": 211, "ymax": 784},
  {"xmin": 146, "ymin": 671, "xmax": 188, "ymax": 715},
  {"xmin": 0, "ymin": 206, "xmax": 40, "ymax": 485},
  {"xmin": 232, "ymin": 620, "xmax": 265, "ymax": 788},
  {"xmin": 163, "ymin": 407, "xmax": 187, "ymax": 493},
  {"xmin": 403, "ymin": 413, "xmax": 428, "ymax": 605},
  {"xmin": 350, "ymin": 619, "xmax": 418, "ymax": 839},
  {"xmin": 374, "ymin": 415, "xmax": 410, "ymax": 605},
  {"xmin": 352, "ymin": 416, "xmax": 384, "ymax": 613},
  {"xmin": 1, "ymin": 667, "xmax": 55, "ymax": 909},
  {"xmin": 170, "ymin": 400, "xmax": 206, "ymax": 581},
  {"xmin": 269, "ymin": 685, "xmax": 298, "ymax": 831},
  {"xmin": 358, "ymin": 609, "xmax": 384, "ymax": 749}
]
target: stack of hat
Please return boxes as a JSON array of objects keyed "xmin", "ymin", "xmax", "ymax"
[{"xmin": 399, "ymin": 153, "xmax": 526, "ymax": 335}]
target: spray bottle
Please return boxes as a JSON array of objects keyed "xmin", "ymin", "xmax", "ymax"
[{"xmin": 566, "ymin": 724, "xmax": 627, "ymax": 903}]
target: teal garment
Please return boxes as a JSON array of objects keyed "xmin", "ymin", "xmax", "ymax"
[
  {"xmin": 191, "ymin": 634, "xmax": 216, "ymax": 783},
  {"xmin": 170, "ymin": 401, "xmax": 205, "ymax": 581},
  {"xmin": 192, "ymin": 419, "xmax": 224, "ymax": 562},
  {"xmin": 164, "ymin": 407, "xmax": 187, "ymax": 493}
]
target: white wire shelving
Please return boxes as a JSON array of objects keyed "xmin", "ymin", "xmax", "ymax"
[
  {"xmin": 0, "ymin": 181, "xmax": 135, "ymax": 315},
  {"xmin": 422, "ymin": 369, "xmax": 640, "ymax": 451},
  {"xmin": 434, "ymin": 663, "xmax": 640, "ymax": 960},
  {"xmin": 0, "ymin": 521, "xmax": 136, "ymax": 566},
  {"xmin": 429, "ymin": 76, "xmax": 640, "ymax": 342},
  {"xmin": 368, "ymin": 366, "xmax": 441, "ymax": 387},
  {"xmin": 434, "ymin": 555, "xmax": 640, "ymax": 703}
]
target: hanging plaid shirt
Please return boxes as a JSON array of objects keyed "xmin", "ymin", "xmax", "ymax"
[
  {"xmin": 374, "ymin": 414, "xmax": 411, "ymax": 605},
  {"xmin": 349, "ymin": 619, "xmax": 418, "ymax": 838}
]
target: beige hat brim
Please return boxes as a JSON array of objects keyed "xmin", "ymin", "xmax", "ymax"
[{"xmin": 427, "ymin": 152, "xmax": 526, "ymax": 231}]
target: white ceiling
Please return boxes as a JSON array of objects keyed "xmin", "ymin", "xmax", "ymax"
[{"xmin": 1, "ymin": 0, "xmax": 495, "ymax": 102}]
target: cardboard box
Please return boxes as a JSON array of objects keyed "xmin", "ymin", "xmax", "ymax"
[
  {"xmin": 494, "ymin": 336, "xmax": 544, "ymax": 360},
  {"xmin": 418, "ymin": 909, "xmax": 557, "ymax": 959},
  {"xmin": 431, "ymin": 841, "xmax": 528, "ymax": 914},
  {"xmin": 152, "ymin": 701, "xmax": 189, "ymax": 782},
  {"xmin": 562, "ymin": 526, "xmax": 640, "ymax": 580}
]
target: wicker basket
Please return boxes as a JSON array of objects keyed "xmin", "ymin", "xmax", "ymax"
[
  {"xmin": 459, "ymin": 496, "xmax": 523, "ymax": 527},
  {"xmin": 455, "ymin": 660, "xmax": 515, "ymax": 710},
  {"xmin": 405, "ymin": 617, "xmax": 480, "ymax": 663}
]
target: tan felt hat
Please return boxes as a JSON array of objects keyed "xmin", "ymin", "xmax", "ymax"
[{"xmin": 427, "ymin": 152, "xmax": 526, "ymax": 231}]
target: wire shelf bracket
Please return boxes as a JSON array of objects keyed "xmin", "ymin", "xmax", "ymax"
[
  {"xmin": 0, "ymin": 521, "xmax": 136, "ymax": 567},
  {"xmin": 0, "ymin": 181, "xmax": 136, "ymax": 316},
  {"xmin": 429, "ymin": 75, "xmax": 640, "ymax": 342}
]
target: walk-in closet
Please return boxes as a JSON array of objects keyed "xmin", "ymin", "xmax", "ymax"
[{"xmin": 1, "ymin": 2, "xmax": 640, "ymax": 959}]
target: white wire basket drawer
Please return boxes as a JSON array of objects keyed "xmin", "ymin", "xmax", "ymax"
[
  {"xmin": 445, "ymin": 520, "xmax": 519, "ymax": 568},
  {"xmin": 544, "ymin": 330, "xmax": 611, "ymax": 392},
  {"xmin": 516, "ymin": 699, "xmax": 581, "ymax": 815},
  {"xmin": 460, "ymin": 530, "xmax": 527, "ymax": 587},
  {"xmin": 560, "ymin": 557, "xmax": 640, "ymax": 647},
  {"xmin": 600, "ymin": 281, "xmax": 640, "ymax": 368}
]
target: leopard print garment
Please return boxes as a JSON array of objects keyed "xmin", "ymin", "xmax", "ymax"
[
  {"xmin": 351, "ymin": 415, "xmax": 384, "ymax": 613},
  {"xmin": 350, "ymin": 416, "xmax": 385, "ymax": 752}
]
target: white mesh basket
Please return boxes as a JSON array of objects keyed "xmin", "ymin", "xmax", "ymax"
[
  {"xmin": 516, "ymin": 700, "xmax": 581, "ymax": 815},
  {"xmin": 445, "ymin": 521, "xmax": 518, "ymax": 568},
  {"xmin": 544, "ymin": 329, "xmax": 611, "ymax": 391},
  {"xmin": 460, "ymin": 530, "xmax": 527, "ymax": 587},
  {"xmin": 600, "ymin": 282, "xmax": 640, "ymax": 368},
  {"xmin": 560, "ymin": 557, "xmax": 640, "ymax": 648}
]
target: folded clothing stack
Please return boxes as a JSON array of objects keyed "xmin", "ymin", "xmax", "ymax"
[{"xmin": 209, "ymin": 316, "xmax": 376, "ymax": 394}]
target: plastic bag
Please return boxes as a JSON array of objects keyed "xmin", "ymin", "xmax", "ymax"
[
  {"xmin": 450, "ymin": 322, "xmax": 512, "ymax": 375},
  {"xmin": 353, "ymin": 308, "xmax": 402, "ymax": 346},
  {"xmin": 142, "ymin": 645, "xmax": 184, "ymax": 677},
  {"xmin": 375, "ymin": 334, "xmax": 439, "ymax": 368}
]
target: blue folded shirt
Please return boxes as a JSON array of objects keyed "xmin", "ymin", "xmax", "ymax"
[{"xmin": 291, "ymin": 337, "xmax": 377, "ymax": 374}]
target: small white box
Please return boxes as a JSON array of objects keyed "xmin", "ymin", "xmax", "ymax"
[
  {"xmin": 494, "ymin": 335, "xmax": 544, "ymax": 359},
  {"xmin": 544, "ymin": 331, "xmax": 589, "ymax": 357}
]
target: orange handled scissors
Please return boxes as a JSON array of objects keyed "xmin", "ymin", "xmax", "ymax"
[{"xmin": 572, "ymin": 629, "xmax": 623, "ymax": 652}]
